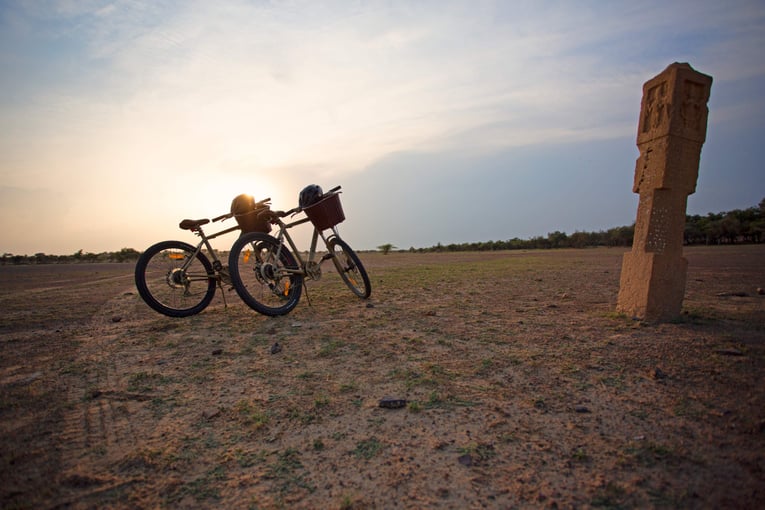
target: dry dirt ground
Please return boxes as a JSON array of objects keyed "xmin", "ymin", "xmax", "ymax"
[{"xmin": 1, "ymin": 245, "xmax": 764, "ymax": 509}]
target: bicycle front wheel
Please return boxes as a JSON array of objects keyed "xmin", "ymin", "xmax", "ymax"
[
  {"xmin": 228, "ymin": 233, "xmax": 303, "ymax": 316},
  {"xmin": 328, "ymin": 237, "xmax": 371, "ymax": 298},
  {"xmin": 134, "ymin": 240, "xmax": 216, "ymax": 317}
]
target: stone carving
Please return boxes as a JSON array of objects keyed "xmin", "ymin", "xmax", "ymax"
[{"xmin": 617, "ymin": 63, "xmax": 712, "ymax": 321}]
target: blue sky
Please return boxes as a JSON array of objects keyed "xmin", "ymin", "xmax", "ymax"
[{"xmin": 1, "ymin": 0, "xmax": 763, "ymax": 254}]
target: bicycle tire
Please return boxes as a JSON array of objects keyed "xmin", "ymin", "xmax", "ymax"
[
  {"xmin": 328, "ymin": 237, "xmax": 371, "ymax": 298},
  {"xmin": 228, "ymin": 233, "xmax": 303, "ymax": 316},
  {"xmin": 134, "ymin": 240, "xmax": 216, "ymax": 317}
]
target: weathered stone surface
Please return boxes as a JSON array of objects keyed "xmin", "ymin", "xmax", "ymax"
[{"xmin": 617, "ymin": 63, "xmax": 712, "ymax": 322}]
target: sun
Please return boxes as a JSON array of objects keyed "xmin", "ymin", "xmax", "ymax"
[{"xmin": 179, "ymin": 174, "xmax": 289, "ymax": 226}]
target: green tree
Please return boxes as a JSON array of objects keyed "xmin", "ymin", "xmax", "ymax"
[{"xmin": 377, "ymin": 243, "xmax": 397, "ymax": 255}]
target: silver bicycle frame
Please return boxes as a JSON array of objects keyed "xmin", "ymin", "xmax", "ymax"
[{"xmin": 270, "ymin": 216, "xmax": 340, "ymax": 277}]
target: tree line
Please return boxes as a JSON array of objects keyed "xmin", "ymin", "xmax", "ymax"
[
  {"xmin": 407, "ymin": 198, "xmax": 765, "ymax": 253},
  {"xmin": 3, "ymin": 199, "xmax": 763, "ymax": 263},
  {"xmin": 1, "ymin": 248, "xmax": 141, "ymax": 265}
]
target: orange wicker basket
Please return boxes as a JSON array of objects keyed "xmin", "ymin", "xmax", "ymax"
[{"xmin": 303, "ymin": 192, "xmax": 345, "ymax": 230}]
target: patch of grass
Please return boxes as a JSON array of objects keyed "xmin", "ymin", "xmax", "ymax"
[
  {"xmin": 167, "ymin": 465, "xmax": 225, "ymax": 504},
  {"xmin": 338, "ymin": 382, "xmax": 357, "ymax": 393},
  {"xmin": 423, "ymin": 391, "xmax": 477, "ymax": 410},
  {"xmin": 352, "ymin": 437, "xmax": 383, "ymax": 459},
  {"xmin": 230, "ymin": 448, "xmax": 266, "ymax": 468},
  {"xmin": 648, "ymin": 487, "xmax": 693, "ymax": 507},
  {"xmin": 389, "ymin": 367, "xmax": 438, "ymax": 390},
  {"xmin": 233, "ymin": 400, "xmax": 270, "ymax": 430},
  {"xmin": 629, "ymin": 408, "xmax": 648, "ymax": 420},
  {"xmin": 318, "ymin": 337, "xmax": 345, "ymax": 357},
  {"xmin": 265, "ymin": 448, "xmax": 315, "ymax": 495},
  {"xmin": 149, "ymin": 397, "xmax": 177, "ymax": 418},
  {"xmin": 339, "ymin": 493, "xmax": 357, "ymax": 510},
  {"xmin": 458, "ymin": 442, "xmax": 496, "ymax": 463},
  {"xmin": 126, "ymin": 371, "xmax": 172, "ymax": 392},
  {"xmin": 624, "ymin": 442, "xmax": 676, "ymax": 467},
  {"xmin": 571, "ymin": 447, "xmax": 590, "ymax": 463},
  {"xmin": 286, "ymin": 406, "xmax": 318, "ymax": 425},
  {"xmin": 591, "ymin": 481, "xmax": 626, "ymax": 508},
  {"xmin": 598, "ymin": 374, "xmax": 627, "ymax": 391},
  {"xmin": 673, "ymin": 397, "xmax": 704, "ymax": 418},
  {"xmin": 477, "ymin": 358, "xmax": 493, "ymax": 375}
]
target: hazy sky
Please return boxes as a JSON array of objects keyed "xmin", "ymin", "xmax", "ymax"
[{"xmin": 1, "ymin": 0, "xmax": 764, "ymax": 255}]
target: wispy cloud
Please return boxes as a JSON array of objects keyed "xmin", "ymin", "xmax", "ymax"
[{"xmin": 1, "ymin": 0, "xmax": 763, "ymax": 252}]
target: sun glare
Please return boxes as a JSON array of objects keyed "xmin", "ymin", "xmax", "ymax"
[{"xmin": 203, "ymin": 176, "xmax": 289, "ymax": 219}]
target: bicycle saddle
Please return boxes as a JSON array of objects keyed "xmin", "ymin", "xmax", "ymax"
[{"xmin": 179, "ymin": 219, "xmax": 210, "ymax": 230}]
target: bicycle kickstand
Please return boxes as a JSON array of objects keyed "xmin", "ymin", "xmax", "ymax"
[
  {"xmin": 302, "ymin": 283, "xmax": 312, "ymax": 307},
  {"xmin": 217, "ymin": 279, "xmax": 229, "ymax": 309}
]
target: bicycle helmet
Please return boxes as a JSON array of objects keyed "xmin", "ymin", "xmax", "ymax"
[
  {"xmin": 299, "ymin": 184, "xmax": 323, "ymax": 209},
  {"xmin": 230, "ymin": 193, "xmax": 255, "ymax": 215}
]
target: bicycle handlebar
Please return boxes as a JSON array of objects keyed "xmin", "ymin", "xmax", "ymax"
[
  {"xmin": 255, "ymin": 187, "xmax": 343, "ymax": 222},
  {"xmin": 212, "ymin": 212, "xmax": 233, "ymax": 222}
]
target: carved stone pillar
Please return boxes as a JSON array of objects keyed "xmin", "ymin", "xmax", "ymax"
[{"xmin": 617, "ymin": 63, "xmax": 712, "ymax": 321}]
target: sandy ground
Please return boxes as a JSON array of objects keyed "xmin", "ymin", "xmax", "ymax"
[{"xmin": 1, "ymin": 245, "xmax": 764, "ymax": 509}]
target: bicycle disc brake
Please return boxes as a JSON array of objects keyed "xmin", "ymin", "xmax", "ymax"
[
  {"xmin": 257, "ymin": 262, "xmax": 292, "ymax": 301},
  {"xmin": 167, "ymin": 268, "xmax": 188, "ymax": 289}
]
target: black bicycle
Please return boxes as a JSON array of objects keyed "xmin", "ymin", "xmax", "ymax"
[
  {"xmin": 228, "ymin": 185, "xmax": 371, "ymax": 316},
  {"xmin": 134, "ymin": 196, "xmax": 272, "ymax": 317}
]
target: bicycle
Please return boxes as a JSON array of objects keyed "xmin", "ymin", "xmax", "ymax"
[
  {"xmin": 134, "ymin": 196, "xmax": 272, "ymax": 317},
  {"xmin": 227, "ymin": 185, "xmax": 371, "ymax": 316}
]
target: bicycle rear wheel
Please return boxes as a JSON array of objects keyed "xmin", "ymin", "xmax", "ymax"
[
  {"xmin": 134, "ymin": 240, "xmax": 216, "ymax": 317},
  {"xmin": 228, "ymin": 233, "xmax": 303, "ymax": 316},
  {"xmin": 328, "ymin": 237, "xmax": 371, "ymax": 298}
]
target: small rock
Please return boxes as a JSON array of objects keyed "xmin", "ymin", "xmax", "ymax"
[
  {"xmin": 366, "ymin": 303, "xmax": 375, "ymax": 308},
  {"xmin": 111, "ymin": 316, "xmax": 122, "ymax": 323},
  {"xmin": 757, "ymin": 287, "xmax": 764, "ymax": 295},
  {"xmin": 715, "ymin": 348, "xmax": 744, "ymax": 356},
  {"xmin": 270, "ymin": 342, "xmax": 282, "ymax": 354},
  {"xmin": 62, "ymin": 474, "xmax": 106, "ymax": 488},
  {"xmin": 717, "ymin": 291, "xmax": 748, "ymax": 297},
  {"xmin": 574, "ymin": 405, "xmax": 591, "ymax": 413},
  {"xmin": 458, "ymin": 454, "xmax": 473, "ymax": 467},
  {"xmin": 211, "ymin": 348, "xmax": 223, "ymax": 356},
  {"xmin": 379, "ymin": 397, "xmax": 407, "ymax": 409},
  {"xmin": 202, "ymin": 408, "xmax": 221, "ymax": 420},
  {"xmin": 651, "ymin": 367, "xmax": 668, "ymax": 380}
]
